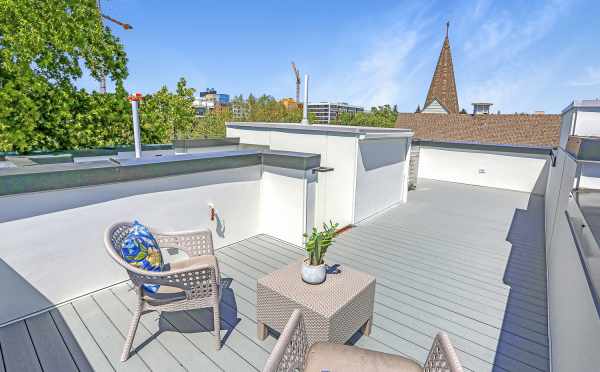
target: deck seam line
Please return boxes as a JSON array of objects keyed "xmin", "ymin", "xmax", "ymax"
[
  {"xmin": 0, "ymin": 279, "xmax": 130, "ymax": 330},
  {"xmin": 68, "ymin": 303, "xmax": 115, "ymax": 372},
  {"xmin": 101, "ymin": 290, "xmax": 190, "ymax": 371},
  {"xmin": 48, "ymin": 310, "xmax": 82, "ymax": 372},
  {"xmin": 22, "ymin": 317, "xmax": 44, "ymax": 371},
  {"xmin": 225, "ymin": 241, "xmax": 551, "ymax": 367},
  {"xmin": 89, "ymin": 295, "xmax": 153, "ymax": 371}
]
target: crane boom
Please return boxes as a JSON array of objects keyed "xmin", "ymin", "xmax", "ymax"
[
  {"xmin": 101, "ymin": 14, "xmax": 133, "ymax": 30},
  {"xmin": 96, "ymin": 0, "xmax": 133, "ymax": 93},
  {"xmin": 291, "ymin": 62, "xmax": 301, "ymax": 103}
]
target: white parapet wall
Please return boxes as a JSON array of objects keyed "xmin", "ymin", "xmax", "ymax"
[
  {"xmin": 227, "ymin": 122, "xmax": 413, "ymax": 227},
  {"xmin": 0, "ymin": 150, "xmax": 318, "ymax": 325},
  {"xmin": 417, "ymin": 144, "xmax": 550, "ymax": 194}
]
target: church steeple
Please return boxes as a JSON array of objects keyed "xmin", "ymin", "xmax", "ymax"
[{"xmin": 423, "ymin": 22, "xmax": 459, "ymax": 114}]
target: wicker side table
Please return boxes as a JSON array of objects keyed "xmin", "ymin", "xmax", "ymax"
[{"xmin": 256, "ymin": 260, "xmax": 375, "ymax": 346}]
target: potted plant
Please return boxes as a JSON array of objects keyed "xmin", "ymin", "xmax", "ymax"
[{"xmin": 302, "ymin": 221, "xmax": 339, "ymax": 284}]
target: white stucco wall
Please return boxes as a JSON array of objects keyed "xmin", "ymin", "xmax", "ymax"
[
  {"xmin": 0, "ymin": 162, "xmax": 318, "ymax": 325},
  {"xmin": 228, "ymin": 124, "xmax": 412, "ymax": 228},
  {"xmin": 260, "ymin": 166, "xmax": 316, "ymax": 246},
  {"xmin": 0, "ymin": 166, "xmax": 263, "ymax": 324},
  {"xmin": 418, "ymin": 147, "xmax": 550, "ymax": 194},
  {"xmin": 354, "ymin": 138, "xmax": 409, "ymax": 222}
]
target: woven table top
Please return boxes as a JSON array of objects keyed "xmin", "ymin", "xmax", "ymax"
[{"xmin": 258, "ymin": 260, "xmax": 375, "ymax": 317}]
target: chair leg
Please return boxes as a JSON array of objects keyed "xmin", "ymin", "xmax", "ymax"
[
  {"xmin": 213, "ymin": 302, "xmax": 221, "ymax": 350},
  {"xmin": 121, "ymin": 297, "xmax": 143, "ymax": 362}
]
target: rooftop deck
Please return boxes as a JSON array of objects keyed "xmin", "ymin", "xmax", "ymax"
[{"xmin": 0, "ymin": 179, "xmax": 549, "ymax": 372}]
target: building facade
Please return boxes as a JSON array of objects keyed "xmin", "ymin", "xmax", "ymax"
[
  {"xmin": 193, "ymin": 88, "xmax": 230, "ymax": 117},
  {"xmin": 307, "ymin": 102, "xmax": 364, "ymax": 124}
]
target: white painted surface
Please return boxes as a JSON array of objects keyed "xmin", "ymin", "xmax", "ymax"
[
  {"xmin": 354, "ymin": 138, "xmax": 409, "ymax": 222},
  {"xmin": 559, "ymin": 102, "xmax": 600, "ymax": 148},
  {"xmin": 227, "ymin": 123, "xmax": 412, "ymax": 228},
  {"xmin": 418, "ymin": 147, "xmax": 549, "ymax": 193},
  {"xmin": 0, "ymin": 163, "xmax": 316, "ymax": 324},
  {"xmin": 260, "ymin": 166, "xmax": 315, "ymax": 246},
  {"xmin": 572, "ymin": 110, "xmax": 600, "ymax": 137},
  {"xmin": 547, "ymin": 201, "xmax": 600, "ymax": 372},
  {"xmin": 421, "ymin": 99, "xmax": 448, "ymax": 114},
  {"xmin": 544, "ymin": 149, "xmax": 600, "ymax": 371},
  {"xmin": 579, "ymin": 162, "xmax": 600, "ymax": 190},
  {"xmin": 0, "ymin": 167, "xmax": 262, "ymax": 324}
]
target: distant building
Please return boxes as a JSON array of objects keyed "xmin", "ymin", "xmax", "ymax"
[
  {"xmin": 422, "ymin": 22, "xmax": 459, "ymax": 114},
  {"xmin": 472, "ymin": 103, "xmax": 493, "ymax": 115},
  {"xmin": 307, "ymin": 102, "xmax": 364, "ymax": 124},
  {"xmin": 193, "ymin": 88, "xmax": 230, "ymax": 117},
  {"xmin": 281, "ymin": 98, "xmax": 301, "ymax": 111},
  {"xmin": 395, "ymin": 23, "xmax": 560, "ymax": 148}
]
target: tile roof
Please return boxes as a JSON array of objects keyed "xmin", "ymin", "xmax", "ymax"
[
  {"xmin": 395, "ymin": 113, "xmax": 561, "ymax": 147},
  {"xmin": 424, "ymin": 24, "xmax": 459, "ymax": 114}
]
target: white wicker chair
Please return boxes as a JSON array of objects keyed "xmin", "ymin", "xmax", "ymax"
[
  {"xmin": 105, "ymin": 222, "xmax": 222, "ymax": 362},
  {"xmin": 263, "ymin": 309, "xmax": 464, "ymax": 372}
]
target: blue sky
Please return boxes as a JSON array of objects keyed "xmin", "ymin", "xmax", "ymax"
[{"xmin": 85, "ymin": 0, "xmax": 600, "ymax": 114}]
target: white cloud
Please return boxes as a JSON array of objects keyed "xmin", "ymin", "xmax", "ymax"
[
  {"xmin": 568, "ymin": 67, "xmax": 600, "ymax": 87},
  {"xmin": 313, "ymin": 4, "xmax": 436, "ymax": 108},
  {"xmin": 462, "ymin": 0, "xmax": 567, "ymax": 61}
]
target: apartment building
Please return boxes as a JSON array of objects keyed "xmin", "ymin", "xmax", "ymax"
[{"xmin": 307, "ymin": 102, "xmax": 364, "ymax": 124}]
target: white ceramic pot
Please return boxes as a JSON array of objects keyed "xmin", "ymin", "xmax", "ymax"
[{"xmin": 301, "ymin": 259, "xmax": 326, "ymax": 284}]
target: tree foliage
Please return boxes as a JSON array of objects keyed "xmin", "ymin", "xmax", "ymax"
[
  {"xmin": 0, "ymin": 0, "xmax": 130, "ymax": 152},
  {"xmin": 0, "ymin": 0, "xmax": 327, "ymax": 153},
  {"xmin": 335, "ymin": 105, "xmax": 398, "ymax": 128},
  {"xmin": 139, "ymin": 78, "xmax": 197, "ymax": 143},
  {"xmin": 187, "ymin": 95, "xmax": 308, "ymax": 139}
]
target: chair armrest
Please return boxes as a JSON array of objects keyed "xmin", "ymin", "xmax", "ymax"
[
  {"xmin": 152, "ymin": 228, "xmax": 214, "ymax": 257},
  {"xmin": 128, "ymin": 256, "xmax": 220, "ymax": 300},
  {"xmin": 423, "ymin": 332, "xmax": 464, "ymax": 372},
  {"xmin": 262, "ymin": 309, "xmax": 309, "ymax": 372}
]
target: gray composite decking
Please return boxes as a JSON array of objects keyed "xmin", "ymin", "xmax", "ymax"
[{"xmin": 0, "ymin": 179, "xmax": 548, "ymax": 372}]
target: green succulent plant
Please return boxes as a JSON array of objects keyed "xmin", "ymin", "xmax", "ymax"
[{"xmin": 304, "ymin": 221, "xmax": 339, "ymax": 266}]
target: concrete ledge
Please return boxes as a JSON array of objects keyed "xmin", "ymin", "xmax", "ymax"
[
  {"xmin": 261, "ymin": 150, "xmax": 320, "ymax": 170},
  {"xmin": 0, "ymin": 150, "xmax": 321, "ymax": 196},
  {"xmin": 414, "ymin": 139, "xmax": 553, "ymax": 155},
  {"xmin": 173, "ymin": 138, "xmax": 240, "ymax": 150},
  {"xmin": 227, "ymin": 122, "xmax": 413, "ymax": 136}
]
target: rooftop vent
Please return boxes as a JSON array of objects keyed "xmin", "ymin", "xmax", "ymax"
[{"xmin": 472, "ymin": 102, "xmax": 493, "ymax": 115}]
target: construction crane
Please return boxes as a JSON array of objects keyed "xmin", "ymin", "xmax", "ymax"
[
  {"xmin": 291, "ymin": 62, "xmax": 301, "ymax": 103},
  {"xmin": 97, "ymin": 0, "xmax": 133, "ymax": 93}
]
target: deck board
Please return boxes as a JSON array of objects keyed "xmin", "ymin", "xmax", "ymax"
[
  {"xmin": 25, "ymin": 312, "xmax": 78, "ymax": 372},
  {"xmin": 0, "ymin": 321, "xmax": 42, "ymax": 372},
  {"xmin": 48, "ymin": 308, "xmax": 101, "ymax": 372},
  {"xmin": 0, "ymin": 179, "xmax": 549, "ymax": 371}
]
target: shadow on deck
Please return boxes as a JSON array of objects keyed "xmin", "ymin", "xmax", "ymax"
[{"xmin": 498, "ymin": 193, "xmax": 549, "ymax": 371}]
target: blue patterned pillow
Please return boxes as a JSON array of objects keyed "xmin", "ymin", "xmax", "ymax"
[{"xmin": 121, "ymin": 220, "xmax": 164, "ymax": 293}]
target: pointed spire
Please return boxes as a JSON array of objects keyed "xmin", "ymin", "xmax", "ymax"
[{"xmin": 423, "ymin": 22, "xmax": 459, "ymax": 114}]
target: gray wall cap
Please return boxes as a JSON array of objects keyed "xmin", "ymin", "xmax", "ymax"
[
  {"xmin": 0, "ymin": 150, "xmax": 321, "ymax": 196},
  {"xmin": 414, "ymin": 139, "xmax": 554, "ymax": 155},
  {"xmin": 227, "ymin": 122, "xmax": 413, "ymax": 137}
]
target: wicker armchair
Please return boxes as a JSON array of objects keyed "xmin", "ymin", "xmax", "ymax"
[
  {"xmin": 105, "ymin": 222, "xmax": 222, "ymax": 362},
  {"xmin": 263, "ymin": 309, "xmax": 463, "ymax": 372}
]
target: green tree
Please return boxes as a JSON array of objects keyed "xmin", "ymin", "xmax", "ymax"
[
  {"xmin": 138, "ymin": 78, "xmax": 197, "ymax": 143},
  {"xmin": 335, "ymin": 105, "xmax": 398, "ymax": 128},
  {"xmin": 190, "ymin": 94, "xmax": 308, "ymax": 139},
  {"xmin": 0, "ymin": 0, "xmax": 129, "ymax": 152}
]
